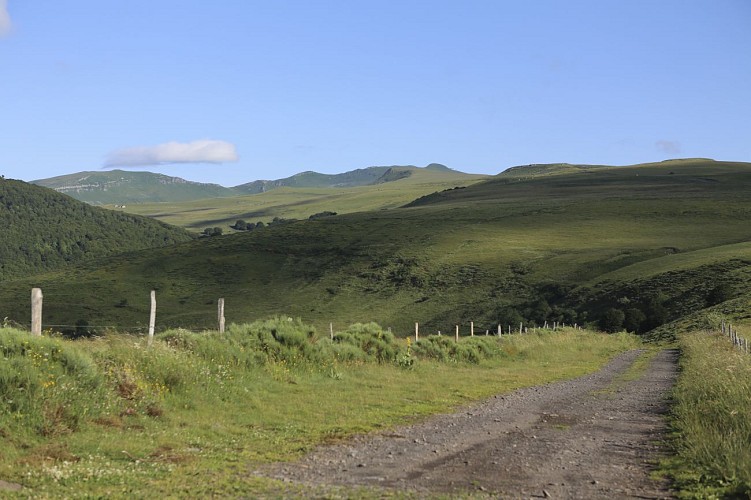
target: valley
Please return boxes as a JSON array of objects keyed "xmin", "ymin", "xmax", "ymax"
[
  {"xmin": 1, "ymin": 158, "xmax": 750, "ymax": 497},
  {"xmin": 2, "ymin": 159, "xmax": 750, "ymax": 339}
]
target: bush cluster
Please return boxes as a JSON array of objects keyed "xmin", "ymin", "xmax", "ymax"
[
  {"xmin": 160, "ymin": 318, "xmax": 405, "ymax": 367},
  {"xmin": 412, "ymin": 335, "xmax": 503, "ymax": 363}
]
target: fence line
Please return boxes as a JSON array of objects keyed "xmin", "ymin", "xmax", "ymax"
[
  {"xmin": 10, "ymin": 288, "xmax": 583, "ymax": 345},
  {"xmin": 720, "ymin": 320, "xmax": 750, "ymax": 354}
]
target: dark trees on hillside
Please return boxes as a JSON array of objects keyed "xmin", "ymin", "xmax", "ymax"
[
  {"xmin": 642, "ymin": 295, "xmax": 669, "ymax": 331},
  {"xmin": 707, "ymin": 283, "xmax": 733, "ymax": 306},
  {"xmin": 231, "ymin": 220, "xmax": 251, "ymax": 231},
  {"xmin": 230, "ymin": 219, "xmax": 281, "ymax": 231},
  {"xmin": 309, "ymin": 211, "xmax": 337, "ymax": 220},
  {"xmin": 600, "ymin": 308, "xmax": 625, "ymax": 333},
  {"xmin": 0, "ymin": 177, "xmax": 193, "ymax": 281},
  {"xmin": 623, "ymin": 308, "xmax": 647, "ymax": 333},
  {"xmin": 496, "ymin": 307, "xmax": 524, "ymax": 328},
  {"xmin": 201, "ymin": 227, "xmax": 223, "ymax": 237}
]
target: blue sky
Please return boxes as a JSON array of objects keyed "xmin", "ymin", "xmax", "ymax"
[{"xmin": 1, "ymin": 1, "xmax": 749, "ymax": 187}]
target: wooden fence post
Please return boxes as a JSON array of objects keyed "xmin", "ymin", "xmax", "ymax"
[
  {"xmin": 497, "ymin": 324, "xmax": 501, "ymax": 336},
  {"xmin": 330, "ymin": 322, "xmax": 334, "ymax": 341},
  {"xmin": 415, "ymin": 322, "xmax": 419, "ymax": 342},
  {"xmin": 148, "ymin": 290, "xmax": 156, "ymax": 346},
  {"xmin": 31, "ymin": 288, "xmax": 43, "ymax": 336},
  {"xmin": 455, "ymin": 325, "xmax": 459, "ymax": 342},
  {"xmin": 217, "ymin": 298, "xmax": 225, "ymax": 333},
  {"xmin": 519, "ymin": 322, "xmax": 523, "ymax": 335},
  {"xmin": 470, "ymin": 321, "xmax": 474, "ymax": 337}
]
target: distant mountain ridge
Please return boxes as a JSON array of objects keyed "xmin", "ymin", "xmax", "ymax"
[
  {"xmin": 233, "ymin": 166, "xmax": 393, "ymax": 193},
  {"xmin": 32, "ymin": 170, "xmax": 235, "ymax": 205},
  {"xmin": 497, "ymin": 158, "xmax": 719, "ymax": 179},
  {"xmin": 32, "ymin": 164, "xmax": 461, "ymax": 204}
]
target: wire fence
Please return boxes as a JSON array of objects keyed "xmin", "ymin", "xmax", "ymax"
[
  {"xmin": 8, "ymin": 288, "xmax": 584, "ymax": 342},
  {"xmin": 720, "ymin": 320, "xmax": 750, "ymax": 354},
  {"xmin": 17, "ymin": 288, "xmax": 222, "ymax": 344}
]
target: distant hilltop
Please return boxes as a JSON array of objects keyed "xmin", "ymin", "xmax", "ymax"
[
  {"xmin": 32, "ymin": 163, "xmax": 467, "ymax": 204},
  {"xmin": 499, "ymin": 158, "xmax": 719, "ymax": 179}
]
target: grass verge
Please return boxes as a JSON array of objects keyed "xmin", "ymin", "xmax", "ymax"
[
  {"xmin": 0, "ymin": 323, "xmax": 640, "ymax": 497},
  {"xmin": 662, "ymin": 330, "xmax": 751, "ymax": 498}
]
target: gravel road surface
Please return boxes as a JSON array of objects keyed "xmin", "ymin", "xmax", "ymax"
[{"xmin": 255, "ymin": 349, "xmax": 678, "ymax": 498}]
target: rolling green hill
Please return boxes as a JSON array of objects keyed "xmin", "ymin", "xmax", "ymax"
[
  {"xmin": 233, "ymin": 163, "xmax": 459, "ymax": 193},
  {"xmin": 3, "ymin": 159, "xmax": 750, "ymax": 338},
  {"xmin": 0, "ymin": 177, "xmax": 195, "ymax": 281},
  {"xmin": 121, "ymin": 165, "xmax": 488, "ymax": 231},
  {"xmin": 32, "ymin": 170, "xmax": 237, "ymax": 205},
  {"xmin": 32, "ymin": 163, "xmax": 470, "ymax": 206},
  {"xmin": 234, "ymin": 166, "xmax": 391, "ymax": 193}
]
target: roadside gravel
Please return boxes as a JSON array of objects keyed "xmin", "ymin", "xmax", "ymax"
[{"xmin": 254, "ymin": 349, "xmax": 678, "ymax": 498}]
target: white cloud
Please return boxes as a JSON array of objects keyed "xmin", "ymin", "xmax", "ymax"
[
  {"xmin": 0, "ymin": 0, "xmax": 11, "ymax": 37},
  {"xmin": 655, "ymin": 140, "xmax": 681, "ymax": 155},
  {"xmin": 104, "ymin": 139, "xmax": 239, "ymax": 167}
]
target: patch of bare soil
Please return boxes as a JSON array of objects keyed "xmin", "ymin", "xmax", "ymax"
[{"xmin": 254, "ymin": 349, "xmax": 678, "ymax": 498}]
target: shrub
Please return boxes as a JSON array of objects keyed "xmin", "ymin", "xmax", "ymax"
[
  {"xmin": 412, "ymin": 335, "xmax": 502, "ymax": 364},
  {"xmin": 333, "ymin": 323, "xmax": 400, "ymax": 363}
]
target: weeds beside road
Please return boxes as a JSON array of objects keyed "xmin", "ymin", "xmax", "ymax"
[{"xmin": 663, "ymin": 331, "xmax": 751, "ymax": 498}]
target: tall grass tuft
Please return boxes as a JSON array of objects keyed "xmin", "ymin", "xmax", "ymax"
[
  {"xmin": 0, "ymin": 328, "xmax": 109, "ymax": 438},
  {"xmin": 667, "ymin": 331, "xmax": 751, "ymax": 498}
]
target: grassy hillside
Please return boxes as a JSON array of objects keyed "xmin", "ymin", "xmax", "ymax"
[
  {"xmin": 0, "ymin": 177, "xmax": 194, "ymax": 281},
  {"xmin": 2, "ymin": 159, "xmax": 750, "ymax": 336},
  {"xmin": 31, "ymin": 170, "xmax": 237, "ymax": 205},
  {"xmin": 121, "ymin": 166, "xmax": 487, "ymax": 231}
]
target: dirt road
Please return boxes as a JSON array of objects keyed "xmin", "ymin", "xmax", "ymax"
[{"xmin": 256, "ymin": 349, "xmax": 678, "ymax": 498}]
